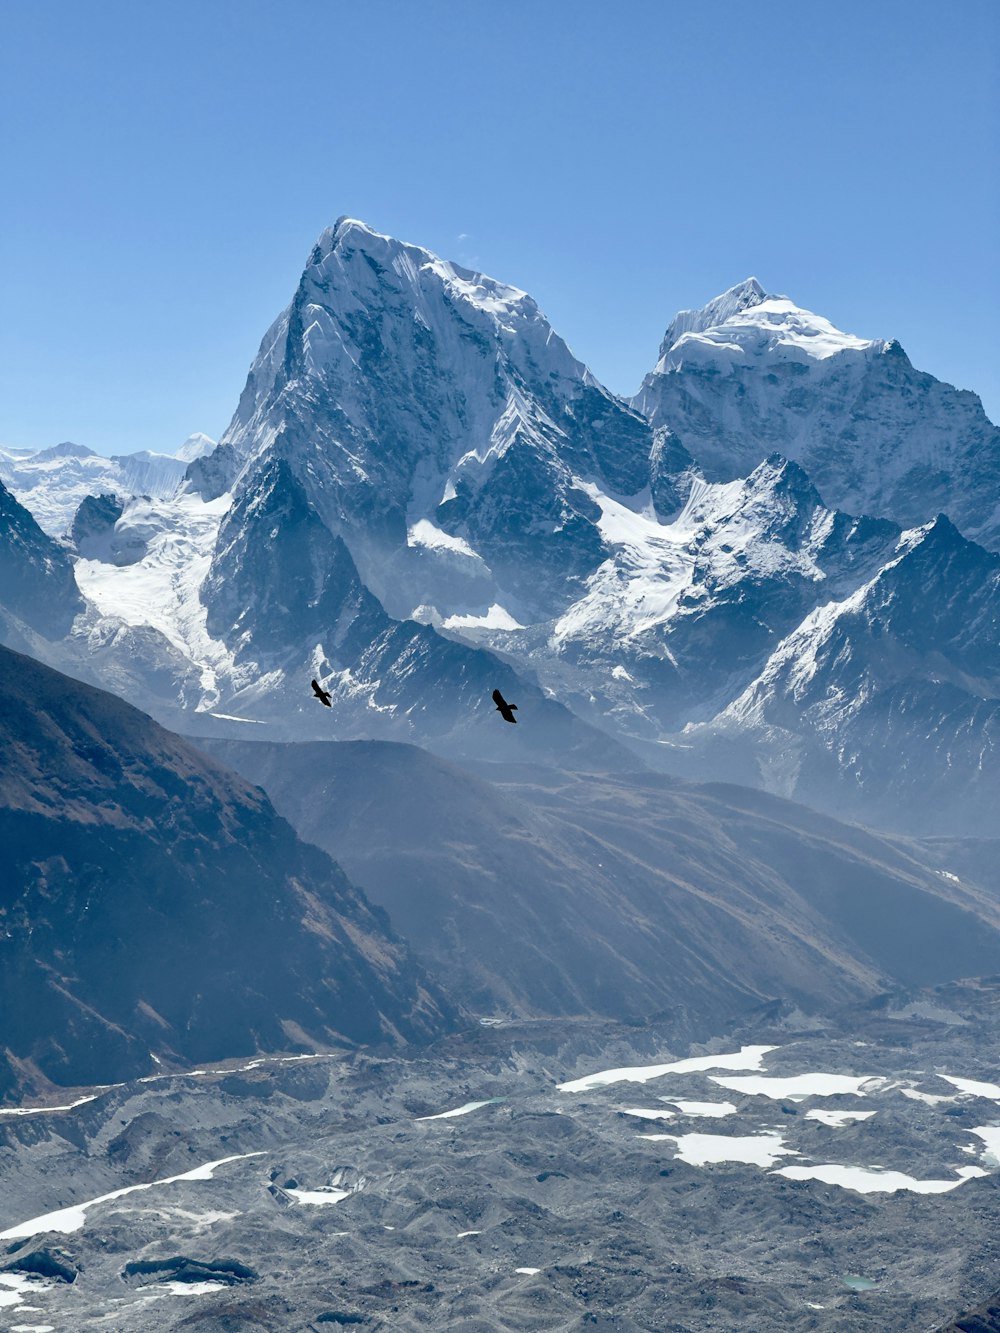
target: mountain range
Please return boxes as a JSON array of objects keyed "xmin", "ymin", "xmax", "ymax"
[{"xmin": 1, "ymin": 220, "xmax": 997, "ymax": 835}]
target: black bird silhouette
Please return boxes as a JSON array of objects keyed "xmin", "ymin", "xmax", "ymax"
[
  {"xmin": 492, "ymin": 688, "xmax": 518, "ymax": 724},
  {"xmin": 311, "ymin": 678, "xmax": 332, "ymax": 707}
]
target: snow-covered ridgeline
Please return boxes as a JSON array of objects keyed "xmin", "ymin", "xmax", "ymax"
[{"xmin": 0, "ymin": 435, "xmax": 216, "ymax": 539}]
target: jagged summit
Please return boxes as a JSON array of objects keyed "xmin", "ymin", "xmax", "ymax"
[
  {"xmin": 659, "ymin": 276, "xmax": 771, "ymax": 355},
  {"xmin": 306, "ymin": 215, "xmax": 538, "ymax": 319},
  {"xmin": 633, "ymin": 271, "xmax": 1000, "ymax": 549},
  {"xmin": 204, "ymin": 215, "xmax": 656, "ymax": 621},
  {"xmin": 651, "ymin": 285, "xmax": 882, "ymax": 378},
  {"xmin": 216, "ymin": 215, "xmax": 590, "ymax": 484}
]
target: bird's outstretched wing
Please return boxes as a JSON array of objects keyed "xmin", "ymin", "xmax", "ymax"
[{"xmin": 491, "ymin": 687, "xmax": 518, "ymax": 723}]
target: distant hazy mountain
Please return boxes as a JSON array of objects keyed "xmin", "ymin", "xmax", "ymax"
[
  {"xmin": 200, "ymin": 737, "xmax": 1000, "ymax": 1023},
  {"xmin": 689, "ymin": 513, "xmax": 1000, "ymax": 835},
  {"xmin": 0, "ymin": 645, "xmax": 456, "ymax": 1100},
  {"xmin": 0, "ymin": 434, "xmax": 216, "ymax": 539},
  {"xmin": 633, "ymin": 278, "xmax": 1000, "ymax": 550}
]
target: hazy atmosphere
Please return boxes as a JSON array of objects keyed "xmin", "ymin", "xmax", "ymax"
[{"xmin": 2, "ymin": 5, "xmax": 999, "ymax": 1331}]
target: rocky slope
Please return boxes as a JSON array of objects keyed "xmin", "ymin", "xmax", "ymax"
[
  {"xmin": 0, "ymin": 645, "xmax": 457, "ymax": 1101},
  {"xmin": 198, "ymin": 736, "xmax": 1000, "ymax": 1023}
]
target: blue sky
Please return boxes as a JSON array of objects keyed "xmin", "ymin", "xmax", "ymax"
[{"xmin": 2, "ymin": 0, "xmax": 997, "ymax": 454}]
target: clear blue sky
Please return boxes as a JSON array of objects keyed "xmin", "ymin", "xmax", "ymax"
[{"xmin": 2, "ymin": 0, "xmax": 997, "ymax": 454}]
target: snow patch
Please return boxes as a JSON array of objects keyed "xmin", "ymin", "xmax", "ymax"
[
  {"xmin": 285, "ymin": 1187, "xmax": 351, "ymax": 1206},
  {"xmin": 416, "ymin": 1099, "xmax": 503, "ymax": 1121},
  {"xmin": 407, "ymin": 519, "xmax": 480, "ymax": 561},
  {"xmin": 643, "ymin": 1131, "xmax": 792, "ymax": 1168},
  {"xmin": 0, "ymin": 1153, "xmax": 264, "ymax": 1240},
  {"xmin": 662, "ymin": 1100, "xmax": 738, "ymax": 1119},
  {"xmin": 0, "ymin": 1094, "xmax": 101, "ymax": 1117},
  {"xmin": 709, "ymin": 1072, "xmax": 883, "ymax": 1100},
  {"xmin": 558, "ymin": 1046, "xmax": 776, "ymax": 1093},
  {"xmin": 940, "ymin": 1075, "xmax": 1000, "ymax": 1100},
  {"xmin": 442, "ymin": 604, "xmax": 524, "ymax": 631},
  {"xmin": 774, "ymin": 1163, "xmax": 987, "ymax": 1195},
  {"xmin": 806, "ymin": 1109, "xmax": 877, "ymax": 1127}
]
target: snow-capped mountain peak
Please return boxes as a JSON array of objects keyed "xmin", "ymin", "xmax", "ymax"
[
  {"xmin": 315, "ymin": 216, "xmax": 538, "ymax": 321},
  {"xmin": 653, "ymin": 287, "xmax": 882, "ymax": 376},
  {"xmin": 634, "ymin": 276, "xmax": 1000, "ymax": 550},
  {"xmin": 199, "ymin": 217, "xmax": 659, "ymax": 621},
  {"xmin": 209, "ymin": 216, "xmax": 600, "ymax": 507},
  {"xmin": 658, "ymin": 276, "xmax": 770, "ymax": 355},
  {"xmin": 173, "ymin": 432, "xmax": 217, "ymax": 463}
]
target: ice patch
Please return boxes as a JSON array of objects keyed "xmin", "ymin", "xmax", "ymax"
[
  {"xmin": 643, "ymin": 1131, "xmax": 792, "ymax": 1168},
  {"xmin": 0, "ymin": 1153, "xmax": 264, "ymax": 1240},
  {"xmin": 940, "ymin": 1074, "xmax": 1000, "ymax": 1100},
  {"xmin": 774, "ymin": 1164, "xmax": 987, "ymax": 1195},
  {"xmin": 806, "ymin": 1110, "xmax": 877, "ymax": 1127},
  {"xmin": 662, "ymin": 1100, "xmax": 738, "ymax": 1119},
  {"xmin": 709, "ymin": 1072, "xmax": 882, "ymax": 1100},
  {"xmin": 416, "ymin": 1098, "xmax": 503, "ymax": 1121},
  {"xmin": 456, "ymin": 1230, "xmax": 482, "ymax": 1238},
  {"xmin": 558, "ymin": 1045, "xmax": 776, "ymax": 1093},
  {"xmin": 515, "ymin": 1267, "xmax": 541, "ymax": 1275}
]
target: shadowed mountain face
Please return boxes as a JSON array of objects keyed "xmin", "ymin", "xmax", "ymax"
[
  {"xmin": 198, "ymin": 455, "xmax": 628, "ymax": 770},
  {"xmin": 690, "ymin": 515, "xmax": 1000, "ymax": 835},
  {"xmin": 198, "ymin": 738, "xmax": 1000, "ymax": 1025},
  {"xmin": 0, "ymin": 480, "xmax": 84, "ymax": 641},
  {"xmin": 0, "ymin": 646, "xmax": 457, "ymax": 1101}
]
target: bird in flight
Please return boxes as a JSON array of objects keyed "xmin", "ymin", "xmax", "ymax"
[
  {"xmin": 311, "ymin": 678, "xmax": 332, "ymax": 707},
  {"xmin": 492, "ymin": 688, "xmax": 518, "ymax": 724}
]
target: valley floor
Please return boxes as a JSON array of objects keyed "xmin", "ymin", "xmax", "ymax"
[{"xmin": 2, "ymin": 986, "xmax": 1000, "ymax": 1331}]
